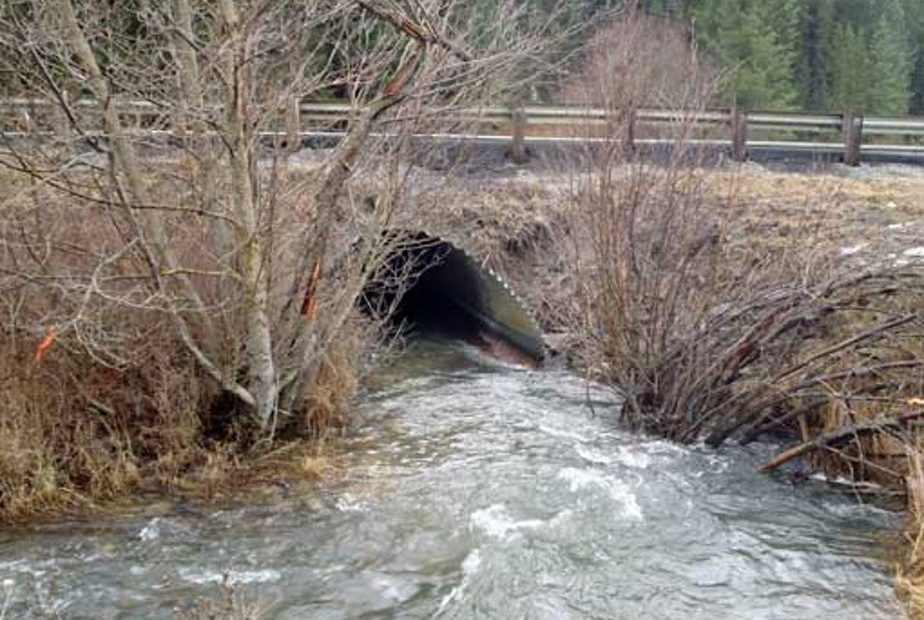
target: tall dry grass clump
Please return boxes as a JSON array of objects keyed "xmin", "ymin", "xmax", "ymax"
[
  {"xmin": 898, "ymin": 445, "xmax": 924, "ymax": 617},
  {"xmin": 0, "ymin": 310, "xmax": 372, "ymax": 523},
  {"xmin": 0, "ymin": 335, "xmax": 182, "ymax": 521}
]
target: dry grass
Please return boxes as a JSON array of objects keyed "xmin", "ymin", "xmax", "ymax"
[
  {"xmin": 0, "ymin": 328, "xmax": 366, "ymax": 524},
  {"xmin": 898, "ymin": 450, "xmax": 924, "ymax": 618},
  {"xmin": 174, "ymin": 574, "xmax": 270, "ymax": 620},
  {"xmin": 702, "ymin": 167, "xmax": 924, "ymax": 254},
  {"xmin": 0, "ymin": 296, "xmax": 370, "ymax": 526},
  {"xmin": 0, "ymin": 343, "xmax": 141, "ymax": 521}
]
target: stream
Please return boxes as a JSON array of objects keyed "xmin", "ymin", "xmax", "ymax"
[{"xmin": 0, "ymin": 340, "xmax": 904, "ymax": 618}]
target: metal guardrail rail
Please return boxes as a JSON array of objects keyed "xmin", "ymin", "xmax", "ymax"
[{"xmin": 2, "ymin": 98, "xmax": 924, "ymax": 165}]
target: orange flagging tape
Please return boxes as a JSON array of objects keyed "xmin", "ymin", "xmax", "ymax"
[{"xmin": 33, "ymin": 325, "xmax": 55, "ymax": 362}]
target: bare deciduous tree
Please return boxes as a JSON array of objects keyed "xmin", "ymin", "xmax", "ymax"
[{"xmin": 0, "ymin": 0, "xmax": 567, "ymax": 434}]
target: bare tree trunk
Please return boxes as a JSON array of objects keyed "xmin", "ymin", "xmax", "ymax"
[
  {"xmin": 171, "ymin": 0, "xmax": 202, "ymax": 129},
  {"xmin": 52, "ymin": 0, "xmax": 252, "ymax": 409},
  {"xmin": 171, "ymin": 0, "xmax": 228, "ymax": 253},
  {"xmin": 219, "ymin": 0, "xmax": 278, "ymax": 429}
]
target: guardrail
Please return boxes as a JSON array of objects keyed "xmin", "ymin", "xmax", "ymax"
[{"xmin": 2, "ymin": 98, "xmax": 924, "ymax": 166}]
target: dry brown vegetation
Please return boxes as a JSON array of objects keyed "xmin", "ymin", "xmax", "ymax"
[
  {"xmin": 900, "ymin": 453, "xmax": 924, "ymax": 616},
  {"xmin": 0, "ymin": 160, "xmax": 374, "ymax": 524},
  {"xmin": 575, "ymin": 168, "xmax": 924, "ymax": 612},
  {"xmin": 174, "ymin": 573, "xmax": 269, "ymax": 620},
  {"xmin": 0, "ymin": 0, "xmax": 568, "ymax": 523},
  {"xmin": 0, "ymin": 300, "xmax": 367, "ymax": 526}
]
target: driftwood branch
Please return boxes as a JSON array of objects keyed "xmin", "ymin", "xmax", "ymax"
[{"xmin": 759, "ymin": 410, "xmax": 924, "ymax": 473}]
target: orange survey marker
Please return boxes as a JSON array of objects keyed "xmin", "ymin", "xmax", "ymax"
[
  {"xmin": 33, "ymin": 325, "xmax": 55, "ymax": 362},
  {"xmin": 300, "ymin": 260, "xmax": 322, "ymax": 322}
]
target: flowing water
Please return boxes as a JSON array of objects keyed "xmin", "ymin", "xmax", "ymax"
[{"xmin": 0, "ymin": 341, "xmax": 904, "ymax": 619}]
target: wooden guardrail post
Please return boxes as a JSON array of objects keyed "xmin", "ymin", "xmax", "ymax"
[
  {"xmin": 730, "ymin": 106, "xmax": 748, "ymax": 162},
  {"xmin": 285, "ymin": 97, "xmax": 300, "ymax": 151},
  {"xmin": 509, "ymin": 106, "xmax": 528, "ymax": 164},
  {"xmin": 53, "ymin": 91, "xmax": 71, "ymax": 139},
  {"xmin": 53, "ymin": 90, "xmax": 74, "ymax": 151},
  {"xmin": 623, "ymin": 108, "xmax": 636, "ymax": 158},
  {"xmin": 842, "ymin": 110, "xmax": 863, "ymax": 166}
]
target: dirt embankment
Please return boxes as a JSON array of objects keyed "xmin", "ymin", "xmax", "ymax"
[{"xmin": 404, "ymin": 162, "xmax": 924, "ymax": 332}]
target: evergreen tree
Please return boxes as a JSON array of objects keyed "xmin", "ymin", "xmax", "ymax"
[
  {"xmin": 796, "ymin": 0, "xmax": 837, "ymax": 110},
  {"xmin": 901, "ymin": 0, "xmax": 924, "ymax": 113},
  {"xmin": 680, "ymin": 0, "xmax": 922, "ymax": 113},
  {"xmin": 732, "ymin": 1, "xmax": 797, "ymax": 109},
  {"xmin": 529, "ymin": 0, "xmax": 924, "ymax": 113},
  {"xmin": 767, "ymin": 0, "xmax": 804, "ymax": 60},
  {"xmin": 868, "ymin": 0, "xmax": 913, "ymax": 115},
  {"xmin": 827, "ymin": 23, "xmax": 871, "ymax": 112},
  {"xmin": 689, "ymin": 0, "xmax": 796, "ymax": 109}
]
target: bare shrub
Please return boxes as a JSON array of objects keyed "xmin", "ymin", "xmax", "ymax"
[
  {"xmin": 174, "ymin": 573, "xmax": 269, "ymax": 620},
  {"xmin": 558, "ymin": 18, "xmax": 924, "ymax": 604},
  {"xmin": 561, "ymin": 8, "xmax": 924, "ymax": 462},
  {"xmin": 567, "ymin": 140, "xmax": 924, "ymax": 448},
  {"xmin": 561, "ymin": 8, "xmax": 717, "ymax": 110}
]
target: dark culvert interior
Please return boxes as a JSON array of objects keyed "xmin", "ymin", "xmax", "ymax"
[{"xmin": 359, "ymin": 231, "xmax": 545, "ymax": 366}]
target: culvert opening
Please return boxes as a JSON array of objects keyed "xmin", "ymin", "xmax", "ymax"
[{"xmin": 359, "ymin": 231, "xmax": 545, "ymax": 366}]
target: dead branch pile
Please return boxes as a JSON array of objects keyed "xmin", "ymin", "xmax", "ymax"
[
  {"xmin": 559, "ymin": 6, "xmax": 924, "ymax": 486},
  {"xmin": 568, "ymin": 160, "xmax": 924, "ymax": 457}
]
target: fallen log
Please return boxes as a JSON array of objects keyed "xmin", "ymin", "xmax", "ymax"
[{"xmin": 758, "ymin": 409, "xmax": 924, "ymax": 473}]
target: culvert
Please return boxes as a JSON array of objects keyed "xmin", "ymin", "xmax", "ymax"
[{"xmin": 359, "ymin": 231, "xmax": 545, "ymax": 367}]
